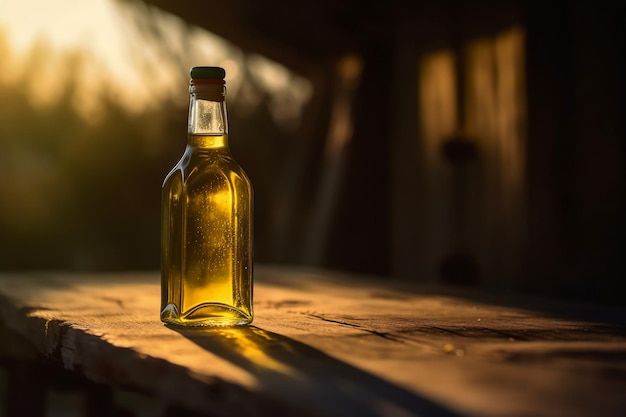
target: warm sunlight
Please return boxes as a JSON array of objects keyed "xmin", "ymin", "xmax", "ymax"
[
  {"xmin": 1, "ymin": 0, "xmax": 181, "ymax": 116},
  {"xmin": 0, "ymin": 0, "xmax": 311, "ymax": 122},
  {"xmin": 417, "ymin": 26, "xmax": 526, "ymax": 284}
]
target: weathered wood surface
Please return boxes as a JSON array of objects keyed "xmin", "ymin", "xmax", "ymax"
[{"xmin": 0, "ymin": 265, "xmax": 625, "ymax": 417}]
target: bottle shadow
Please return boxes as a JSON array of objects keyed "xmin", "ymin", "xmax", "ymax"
[{"xmin": 170, "ymin": 325, "xmax": 465, "ymax": 417}]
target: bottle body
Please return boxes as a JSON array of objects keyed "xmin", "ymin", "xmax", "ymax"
[
  {"xmin": 161, "ymin": 134, "xmax": 253, "ymax": 326},
  {"xmin": 161, "ymin": 68, "xmax": 253, "ymax": 326}
]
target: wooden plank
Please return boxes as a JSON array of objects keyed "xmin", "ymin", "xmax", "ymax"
[{"xmin": 0, "ymin": 266, "xmax": 625, "ymax": 417}]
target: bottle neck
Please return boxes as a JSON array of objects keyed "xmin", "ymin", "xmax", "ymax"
[
  {"xmin": 187, "ymin": 81, "xmax": 228, "ymax": 137},
  {"xmin": 188, "ymin": 133, "xmax": 229, "ymax": 150}
]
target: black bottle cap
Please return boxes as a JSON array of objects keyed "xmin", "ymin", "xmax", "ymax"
[{"xmin": 190, "ymin": 66, "xmax": 226, "ymax": 80}]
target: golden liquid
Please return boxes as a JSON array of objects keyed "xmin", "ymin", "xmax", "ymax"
[{"xmin": 161, "ymin": 134, "xmax": 253, "ymax": 326}]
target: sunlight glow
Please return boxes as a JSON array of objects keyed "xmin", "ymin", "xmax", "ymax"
[
  {"xmin": 417, "ymin": 26, "xmax": 526, "ymax": 283},
  {"xmin": 1, "ymin": 0, "xmax": 183, "ymax": 117},
  {"xmin": 418, "ymin": 50, "xmax": 458, "ymax": 171},
  {"xmin": 0, "ymin": 0, "xmax": 111, "ymax": 54},
  {"xmin": 219, "ymin": 328, "xmax": 303, "ymax": 378},
  {"xmin": 0, "ymin": 0, "xmax": 312, "ymax": 125}
]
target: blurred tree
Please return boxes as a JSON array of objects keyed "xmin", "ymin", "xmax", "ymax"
[
  {"xmin": 0, "ymin": 8, "xmax": 314, "ymax": 271},
  {"xmin": 0, "ymin": 33, "xmax": 186, "ymax": 269}
]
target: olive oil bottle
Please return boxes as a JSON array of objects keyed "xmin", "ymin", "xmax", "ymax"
[{"xmin": 161, "ymin": 66, "xmax": 253, "ymax": 326}]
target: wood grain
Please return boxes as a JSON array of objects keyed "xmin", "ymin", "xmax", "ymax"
[{"xmin": 0, "ymin": 266, "xmax": 625, "ymax": 417}]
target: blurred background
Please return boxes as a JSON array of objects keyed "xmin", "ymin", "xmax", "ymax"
[{"xmin": 0, "ymin": 0, "xmax": 624, "ymax": 305}]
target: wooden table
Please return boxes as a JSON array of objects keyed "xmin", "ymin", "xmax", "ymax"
[{"xmin": 0, "ymin": 265, "xmax": 625, "ymax": 417}]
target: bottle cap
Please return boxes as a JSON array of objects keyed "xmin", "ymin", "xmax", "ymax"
[{"xmin": 190, "ymin": 66, "xmax": 226, "ymax": 80}]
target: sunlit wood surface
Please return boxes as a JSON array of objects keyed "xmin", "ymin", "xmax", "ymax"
[{"xmin": 0, "ymin": 265, "xmax": 625, "ymax": 417}]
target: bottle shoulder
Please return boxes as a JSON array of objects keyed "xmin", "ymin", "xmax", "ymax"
[{"xmin": 163, "ymin": 149, "xmax": 251, "ymax": 192}]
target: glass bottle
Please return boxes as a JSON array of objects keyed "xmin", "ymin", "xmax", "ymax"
[{"xmin": 161, "ymin": 66, "xmax": 253, "ymax": 327}]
